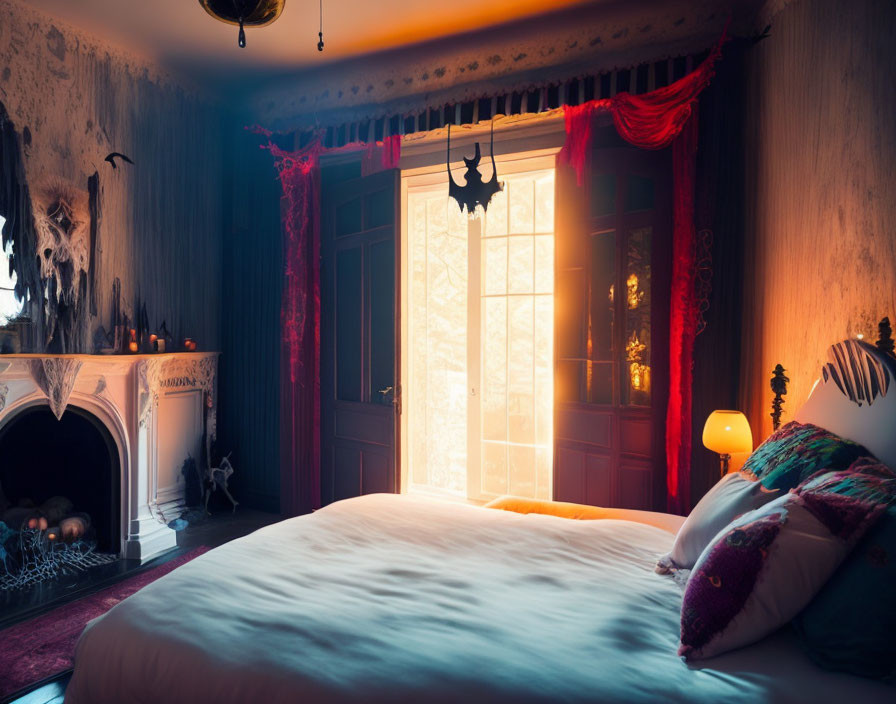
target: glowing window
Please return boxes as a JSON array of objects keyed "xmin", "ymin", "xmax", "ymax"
[{"xmin": 404, "ymin": 162, "xmax": 554, "ymax": 502}]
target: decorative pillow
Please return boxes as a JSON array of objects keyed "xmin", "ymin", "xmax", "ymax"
[
  {"xmin": 656, "ymin": 472, "xmax": 781, "ymax": 573},
  {"xmin": 740, "ymin": 421, "xmax": 870, "ymax": 492},
  {"xmin": 793, "ymin": 460, "xmax": 896, "ymax": 679},
  {"xmin": 679, "ymin": 487, "xmax": 886, "ymax": 660}
]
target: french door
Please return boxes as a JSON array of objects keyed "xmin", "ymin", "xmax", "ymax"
[
  {"xmin": 554, "ymin": 144, "xmax": 672, "ymax": 511},
  {"xmin": 402, "ymin": 155, "xmax": 556, "ymax": 502},
  {"xmin": 320, "ymin": 167, "xmax": 399, "ymax": 505}
]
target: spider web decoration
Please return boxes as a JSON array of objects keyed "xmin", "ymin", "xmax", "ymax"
[{"xmin": 0, "ymin": 528, "xmax": 116, "ymax": 591}]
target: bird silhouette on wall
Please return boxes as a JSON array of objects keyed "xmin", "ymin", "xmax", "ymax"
[
  {"xmin": 447, "ymin": 123, "xmax": 503, "ymax": 215},
  {"xmin": 104, "ymin": 152, "xmax": 134, "ymax": 169}
]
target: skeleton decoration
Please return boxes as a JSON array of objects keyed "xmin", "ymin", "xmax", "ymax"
[
  {"xmin": 204, "ymin": 453, "xmax": 239, "ymax": 514},
  {"xmin": 447, "ymin": 122, "xmax": 503, "ymax": 215},
  {"xmin": 32, "ymin": 178, "xmax": 91, "ymax": 351}
]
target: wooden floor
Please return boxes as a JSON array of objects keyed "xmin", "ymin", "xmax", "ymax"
[{"xmin": 2, "ymin": 507, "xmax": 280, "ymax": 704}]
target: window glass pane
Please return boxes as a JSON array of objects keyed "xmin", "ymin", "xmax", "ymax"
[
  {"xmin": 590, "ymin": 173, "xmax": 616, "ymax": 217},
  {"xmin": 481, "ymin": 441, "xmax": 508, "ymax": 495},
  {"xmin": 623, "ymin": 227, "xmax": 651, "ymax": 406},
  {"xmin": 406, "ymin": 189, "xmax": 468, "ymax": 494},
  {"xmin": 484, "ymin": 187, "xmax": 508, "ymax": 237},
  {"xmin": 589, "ymin": 230, "xmax": 615, "ymax": 362},
  {"xmin": 625, "ymin": 175, "xmax": 655, "ymax": 212},
  {"xmin": 534, "ymin": 172, "xmax": 555, "ymax": 233},
  {"xmin": 364, "ymin": 188, "xmax": 393, "ymax": 229},
  {"xmin": 556, "ymin": 360, "xmax": 583, "ymax": 404},
  {"xmin": 482, "ymin": 297, "xmax": 507, "ymax": 442},
  {"xmin": 336, "ymin": 247, "xmax": 362, "ymax": 401},
  {"xmin": 368, "ymin": 239, "xmax": 394, "ymax": 405},
  {"xmin": 533, "ymin": 235, "xmax": 553, "ymax": 295},
  {"xmin": 335, "ymin": 196, "xmax": 362, "ymax": 237},
  {"xmin": 483, "ymin": 237, "xmax": 507, "ymax": 296},
  {"xmin": 507, "ymin": 235, "xmax": 534, "ymax": 294},
  {"xmin": 508, "ymin": 177, "xmax": 535, "ymax": 234},
  {"xmin": 556, "ymin": 269, "xmax": 584, "ymax": 360},
  {"xmin": 587, "ymin": 362, "xmax": 614, "ymax": 405},
  {"xmin": 507, "ymin": 295, "xmax": 535, "ymax": 445}
]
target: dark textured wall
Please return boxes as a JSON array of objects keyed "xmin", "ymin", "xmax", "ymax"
[
  {"xmin": 217, "ymin": 129, "xmax": 283, "ymax": 512},
  {"xmin": 739, "ymin": 0, "xmax": 896, "ymax": 443},
  {"xmin": 0, "ymin": 0, "xmax": 224, "ymax": 352}
]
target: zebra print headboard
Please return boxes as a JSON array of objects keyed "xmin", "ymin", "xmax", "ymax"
[{"xmin": 795, "ymin": 337, "xmax": 896, "ymax": 469}]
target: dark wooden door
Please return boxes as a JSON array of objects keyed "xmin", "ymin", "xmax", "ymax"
[
  {"xmin": 554, "ymin": 142, "xmax": 672, "ymax": 511},
  {"xmin": 321, "ymin": 167, "xmax": 399, "ymax": 505}
]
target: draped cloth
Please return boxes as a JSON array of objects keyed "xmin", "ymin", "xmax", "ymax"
[
  {"xmin": 266, "ymin": 139, "xmax": 324, "ymax": 517},
  {"xmin": 558, "ymin": 30, "xmax": 725, "ymax": 514},
  {"xmin": 266, "ymin": 27, "xmax": 724, "ymax": 516}
]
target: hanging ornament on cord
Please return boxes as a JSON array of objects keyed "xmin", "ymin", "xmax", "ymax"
[
  {"xmin": 198, "ymin": 1, "xmax": 285, "ymax": 49},
  {"xmin": 318, "ymin": 0, "xmax": 324, "ymax": 51},
  {"xmin": 447, "ymin": 121, "xmax": 504, "ymax": 216}
]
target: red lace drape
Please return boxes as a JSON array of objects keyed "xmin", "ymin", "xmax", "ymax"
[
  {"xmin": 266, "ymin": 139, "xmax": 323, "ymax": 516},
  {"xmin": 559, "ymin": 32, "xmax": 725, "ymax": 514}
]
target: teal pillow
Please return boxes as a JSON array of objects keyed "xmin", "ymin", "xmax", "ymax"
[
  {"xmin": 741, "ymin": 421, "xmax": 870, "ymax": 492},
  {"xmin": 794, "ymin": 504, "xmax": 896, "ymax": 680}
]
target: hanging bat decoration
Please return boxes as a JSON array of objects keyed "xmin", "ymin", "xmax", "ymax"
[
  {"xmin": 447, "ymin": 122, "xmax": 503, "ymax": 215},
  {"xmin": 104, "ymin": 152, "xmax": 134, "ymax": 169}
]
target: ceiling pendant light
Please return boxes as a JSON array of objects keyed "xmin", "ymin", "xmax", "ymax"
[
  {"xmin": 317, "ymin": 0, "xmax": 324, "ymax": 51},
  {"xmin": 198, "ymin": 0, "xmax": 286, "ymax": 49}
]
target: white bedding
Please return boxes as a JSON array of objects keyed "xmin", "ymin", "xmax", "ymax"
[{"xmin": 66, "ymin": 494, "xmax": 894, "ymax": 703}]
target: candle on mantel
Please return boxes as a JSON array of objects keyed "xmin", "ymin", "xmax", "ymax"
[
  {"xmin": 129, "ymin": 341, "xmax": 138, "ymax": 353},
  {"xmin": 157, "ymin": 339, "xmax": 166, "ymax": 353}
]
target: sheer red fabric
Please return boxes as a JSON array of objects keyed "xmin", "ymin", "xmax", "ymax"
[
  {"xmin": 266, "ymin": 139, "xmax": 324, "ymax": 516},
  {"xmin": 667, "ymin": 114, "xmax": 698, "ymax": 514},
  {"xmin": 559, "ymin": 32, "xmax": 725, "ymax": 514},
  {"xmin": 361, "ymin": 135, "xmax": 402, "ymax": 176}
]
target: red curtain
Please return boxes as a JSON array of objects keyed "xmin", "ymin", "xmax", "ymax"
[
  {"xmin": 266, "ymin": 139, "xmax": 323, "ymax": 517},
  {"xmin": 264, "ymin": 30, "xmax": 723, "ymax": 515},
  {"xmin": 558, "ymin": 33, "xmax": 724, "ymax": 514}
]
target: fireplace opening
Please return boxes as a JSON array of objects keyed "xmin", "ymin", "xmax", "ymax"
[{"xmin": 0, "ymin": 405, "xmax": 120, "ymax": 554}]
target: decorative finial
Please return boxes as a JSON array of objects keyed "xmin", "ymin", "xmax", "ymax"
[
  {"xmin": 770, "ymin": 364, "xmax": 789, "ymax": 431},
  {"xmin": 877, "ymin": 317, "xmax": 894, "ymax": 355}
]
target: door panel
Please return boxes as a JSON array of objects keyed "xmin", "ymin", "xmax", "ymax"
[
  {"xmin": 554, "ymin": 136, "xmax": 671, "ymax": 512},
  {"xmin": 322, "ymin": 167, "xmax": 399, "ymax": 505}
]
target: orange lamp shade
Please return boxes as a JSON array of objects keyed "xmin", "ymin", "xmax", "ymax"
[{"xmin": 702, "ymin": 410, "xmax": 753, "ymax": 455}]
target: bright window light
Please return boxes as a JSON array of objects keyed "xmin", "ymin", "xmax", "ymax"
[{"xmin": 405, "ymin": 163, "xmax": 555, "ymax": 502}]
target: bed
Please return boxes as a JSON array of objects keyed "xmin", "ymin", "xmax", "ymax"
[
  {"xmin": 66, "ymin": 492, "xmax": 893, "ymax": 703},
  {"xmin": 66, "ymin": 337, "xmax": 896, "ymax": 703}
]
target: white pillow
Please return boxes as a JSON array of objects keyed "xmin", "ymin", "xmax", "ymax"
[
  {"xmin": 656, "ymin": 472, "xmax": 780, "ymax": 572},
  {"xmin": 679, "ymin": 490, "xmax": 884, "ymax": 659}
]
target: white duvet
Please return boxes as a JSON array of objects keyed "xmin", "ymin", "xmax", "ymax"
[{"xmin": 67, "ymin": 494, "xmax": 893, "ymax": 703}]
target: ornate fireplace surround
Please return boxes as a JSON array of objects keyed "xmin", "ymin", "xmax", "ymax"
[{"xmin": 0, "ymin": 352, "xmax": 218, "ymax": 560}]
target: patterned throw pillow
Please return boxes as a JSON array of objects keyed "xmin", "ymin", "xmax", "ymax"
[
  {"xmin": 793, "ymin": 460, "xmax": 896, "ymax": 680},
  {"xmin": 740, "ymin": 421, "xmax": 870, "ymax": 492},
  {"xmin": 679, "ymin": 486, "xmax": 886, "ymax": 660}
]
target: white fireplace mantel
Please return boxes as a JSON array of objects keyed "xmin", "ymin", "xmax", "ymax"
[{"xmin": 0, "ymin": 352, "xmax": 219, "ymax": 560}]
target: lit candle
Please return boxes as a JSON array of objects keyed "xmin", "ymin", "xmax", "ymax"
[{"xmin": 129, "ymin": 341, "xmax": 138, "ymax": 353}]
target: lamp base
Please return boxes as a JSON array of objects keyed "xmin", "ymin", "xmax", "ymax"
[{"xmin": 718, "ymin": 453, "xmax": 731, "ymax": 479}]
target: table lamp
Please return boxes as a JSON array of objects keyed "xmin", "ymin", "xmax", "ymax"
[{"xmin": 702, "ymin": 410, "xmax": 753, "ymax": 478}]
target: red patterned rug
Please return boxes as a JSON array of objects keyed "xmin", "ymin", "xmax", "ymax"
[{"xmin": 0, "ymin": 546, "xmax": 209, "ymax": 700}]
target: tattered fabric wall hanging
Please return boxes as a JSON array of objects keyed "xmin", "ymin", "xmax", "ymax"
[
  {"xmin": 32, "ymin": 177, "xmax": 92, "ymax": 352},
  {"xmin": 446, "ymin": 123, "xmax": 503, "ymax": 215}
]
